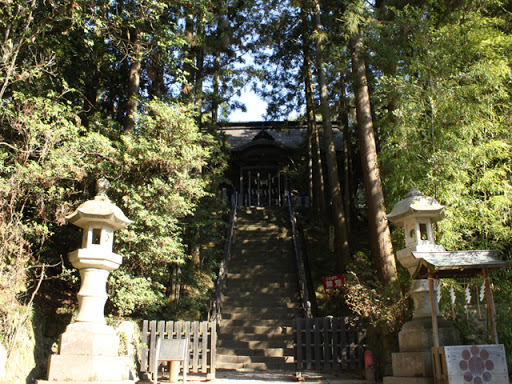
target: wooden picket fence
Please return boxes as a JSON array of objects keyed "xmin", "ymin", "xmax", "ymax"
[
  {"xmin": 140, "ymin": 320, "xmax": 216, "ymax": 380},
  {"xmin": 294, "ymin": 317, "xmax": 366, "ymax": 371}
]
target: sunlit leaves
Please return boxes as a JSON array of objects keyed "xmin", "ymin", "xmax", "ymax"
[{"xmin": 378, "ymin": 6, "xmax": 512, "ymax": 254}]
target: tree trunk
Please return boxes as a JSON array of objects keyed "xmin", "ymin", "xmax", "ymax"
[
  {"xmin": 212, "ymin": 1, "xmax": 228, "ymax": 124},
  {"xmin": 212, "ymin": 50, "xmax": 221, "ymax": 124},
  {"xmin": 182, "ymin": 13, "xmax": 196, "ymax": 100},
  {"xmin": 312, "ymin": 0, "xmax": 350, "ymax": 272},
  {"xmin": 350, "ymin": 29, "xmax": 396, "ymax": 286},
  {"xmin": 339, "ymin": 71, "xmax": 352, "ymax": 231},
  {"xmin": 304, "ymin": 40, "xmax": 326, "ymax": 220},
  {"xmin": 125, "ymin": 28, "xmax": 141, "ymax": 133},
  {"xmin": 195, "ymin": 16, "xmax": 205, "ymax": 128}
]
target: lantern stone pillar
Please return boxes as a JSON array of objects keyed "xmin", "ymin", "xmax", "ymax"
[
  {"xmin": 383, "ymin": 189, "xmax": 459, "ymax": 384},
  {"xmin": 39, "ymin": 179, "xmax": 134, "ymax": 384}
]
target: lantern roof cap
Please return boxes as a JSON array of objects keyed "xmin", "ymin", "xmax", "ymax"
[
  {"xmin": 387, "ymin": 188, "xmax": 445, "ymax": 227},
  {"xmin": 65, "ymin": 179, "xmax": 132, "ymax": 230}
]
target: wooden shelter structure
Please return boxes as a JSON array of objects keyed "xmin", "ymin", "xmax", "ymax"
[{"xmin": 413, "ymin": 250, "xmax": 510, "ymax": 384}]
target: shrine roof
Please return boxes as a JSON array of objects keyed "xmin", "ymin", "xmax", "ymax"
[
  {"xmin": 218, "ymin": 121, "xmax": 343, "ymax": 151},
  {"xmin": 412, "ymin": 250, "xmax": 508, "ymax": 279}
]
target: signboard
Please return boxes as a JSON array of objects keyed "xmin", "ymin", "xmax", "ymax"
[
  {"xmin": 439, "ymin": 344, "xmax": 509, "ymax": 384},
  {"xmin": 322, "ymin": 274, "xmax": 346, "ymax": 290}
]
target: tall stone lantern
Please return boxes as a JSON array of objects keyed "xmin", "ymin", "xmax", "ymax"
[
  {"xmin": 383, "ymin": 189, "xmax": 458, "ymax": 384},
  {"xmin": 42, "ymin": 179, "xmax": 134, "ymax": 383}
]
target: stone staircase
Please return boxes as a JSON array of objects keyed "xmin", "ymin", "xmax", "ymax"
[{"xmin": 216, "ymin": 206, "xmax": 299, "ymax": 371}]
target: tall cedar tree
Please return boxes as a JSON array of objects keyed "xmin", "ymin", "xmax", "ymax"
[
  {"xmin": 311, "ymin": 0, "xmax": 351, "ymax": 272},
  {"xmin": 349, "ymin": 28, "xmax": 397, "ymax": 286}
]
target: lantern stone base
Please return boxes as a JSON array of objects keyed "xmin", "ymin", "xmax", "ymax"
[
  {"xmin": 398, "ymin": 317, "xmax": 459, "ymax": 352},
  {"xmin": 59, "ymin": 322, "xmax": 120, "ymax": 356},
  {"xmin": 41, "ymin": 323, "xmax": 134, "ymax": 384},
  {"xmin": 383, "ymin": 317, "xmax": 459, "ymax": 384},
  {"xmin": 45, "ymin": 355, "xmax": 134, "ymax": 382}
]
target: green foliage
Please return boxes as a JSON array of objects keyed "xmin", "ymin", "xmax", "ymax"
[
  {"xmin": 344, "ymin": 252, "xmax": 412, "ymax": 334},
  {"xmin": 108, "ymin": 271, "xmax": 165, "ymax": 318},
  {"xmin": 101, "ymin": 100, "xmax": 226, "ymax": 318},
  {"xmin": 0, "ymin": 91, "xmax": 93, "ymax": 326},
  {"xmin": 378, "ymin": 7, "xmax": 512, "ymax": 254},
  {"xmin": 374, "ymin": 2, "xmax": 512, "ymax": 357},
  {"xmin": 0, "ymin": 92, "xmax": 227, "ymax": 330}
]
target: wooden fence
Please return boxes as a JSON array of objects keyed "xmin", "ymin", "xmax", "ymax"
[
  {"xmin": 141, "ymin": 320, "xmax": 216, "ymax": 380},
  {"xmin": 294, "ymin": 317, "xmax": 366, "ymax": 371}
]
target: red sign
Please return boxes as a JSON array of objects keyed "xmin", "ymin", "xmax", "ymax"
[{"xmin": 322, "ymin": 274, "xmax": 346, "ymax": 290}]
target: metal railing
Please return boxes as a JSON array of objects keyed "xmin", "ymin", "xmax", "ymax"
[
  {"xmin": 209, "ymin": 192, "xmax": 238, "ymax": 322},
  {"xmin": 287, "ymin": 192, "xmax": 312, "ymax": 318}
]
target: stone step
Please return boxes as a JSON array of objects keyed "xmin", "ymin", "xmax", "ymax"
[
  {"xmin": 219, "ymin": 318, "xmax": 294, "ymax": 327},
  {"xmin": 228, "ymin": 265, "xmax": 295, "ymax": 273},
  {"xmin": 233, "ymin": 237, "xmax": 287, "ymax": 242},
  {"xmin": 225, "ymin": 280, "xmax": 296, "ymax": 287},
  {"xmin": 226, "ymin": 275, "xmax": 296, "ymax": 283},
  {"xmin": 219, "ymin": 314, "xmax": 296, "ymax": 323},
  {"xmin": 226, "ymin": 281, "xmax": 296, "ymax": 289},
  {"xmin": 218, "ymin": 206, "xmax": 298, "ymax": 371},
  {"xmin": 223, "ymin": 288, "xmax": 297, "ymax": 297},
  {"xmin": 222, "ymin": 304, "xmax": 299, "ymax": 312},
  {"xmin": 215, "ymin": 354, "xmax": 295, "ymax": 366},
  {"xmin": 227, "ymin": 272, "xmax": 296, "ymax": 280},
  {"xmin": 217, "ymin": 346, "xmax": 294, "ymax": 357},
  {"xmin": 234, "ymin": 226, "xmax": 285, "ymax": 232},
  {"xmin": 227, "ymin": 270, "xmax": 295, "ymax": 279},
  {"xmin": 222, "ymin": 292, "xmax": 297, "ymax": 309},
  {"xmin": 221, "ymin": 305, "xmax": 297, "ymax": 314},
  {"xmin": 217, "ymin": 339, "xmax": 294, "ymax": 349},
  {"xmin": 228, "ymin": 265, "xmax": 297, "ymax": 281},
  {"xmin": 220, "ymin": 309, "xmax": 297, "ymax": 320},
  {"xmin": 219, "ymin": 325, "xmax": 294, "ymax": 336},
  {"xmin": 228, "ymin": 257, "xmax": 295, "ymax": 274},
  {"xmin": 215, "ymin": 361, "xmax": 294, "ymax": 371},
  {"xmin": 217, "ymin": 332, "xmax": 292, "ymax": 342},
  {"xmin": 229, "ymin": 253, "xmax": 294, "ymax": 261},
  {"xmin": 233, "ymin": 233, "xmax": 287, "ymax": 238}
]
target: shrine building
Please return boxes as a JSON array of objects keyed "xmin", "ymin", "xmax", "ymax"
[{"xmin": 218, "ymin": 121, "xmax": 343, "ymax": 207}]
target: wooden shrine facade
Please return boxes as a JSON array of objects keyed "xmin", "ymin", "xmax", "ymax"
[{"xmin": 218, "ymin": 121, "xmax": 343, "ymax": 207}]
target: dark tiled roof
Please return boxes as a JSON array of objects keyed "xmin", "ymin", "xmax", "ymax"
[{"xmin": 218, "ymin": 121, "xmax": 343, "ymax": 151}]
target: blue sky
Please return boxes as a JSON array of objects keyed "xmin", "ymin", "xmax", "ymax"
[{"xmin": 229, "ymin": 88, "xmax": 268, "ymax": 122}]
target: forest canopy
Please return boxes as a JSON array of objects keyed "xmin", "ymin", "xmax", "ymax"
[{"xmin": 0, "ymin": 0, "xmax": 511, "ymax": 367}]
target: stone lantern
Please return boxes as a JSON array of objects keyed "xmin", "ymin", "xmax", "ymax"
[
  {"xmin": 42, "ymin": 179, "xmax": 134, "ymax": 384},
  {"xmin": 387, "ymin": 188, "xmax": 445, "ymax": 319},
  {"xmin": 383, "ymin": 188, "xmax": 458, "ymax": 384}
]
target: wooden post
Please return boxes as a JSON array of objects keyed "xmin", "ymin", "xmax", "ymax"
[
  {"xmin": 429, "ymin": 277, "xmax": 442, "ymax": 383},
  {"xmin": 141, "ymin": 320, "xmax": 149, "ymax": 372},
  {"xmin": 268, "ymin": 172, "xmax": 271, "ymax": 207},
  {"xmin": 210, "ymin": 320, "xmax": 216, "ymax": 380},
  {"xmin": 483, "ymin": 269, "xmax": 499, "ymax": 344},
  {"xmin": 278, "ymin": 171, "xmax": 281, "ymax": 206},
  {"xmin": 248, "ymin": 170, "xmax": 252, "ymax": 206},
  {"xmin": 169, "ymin": 361, "xmax": 180, "ymax": 382},
  {"xmin": 257, "ymin": 171, "xmax": 261, "ymax": 206},
  {"xmin": 240, "ymin": 168, "xmax": 243, "ymax": 207}
]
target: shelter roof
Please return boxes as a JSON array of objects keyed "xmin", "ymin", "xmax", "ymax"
[{"xmin": 412, "ymin": 250, "xmax": 508, "ymax": 279}]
